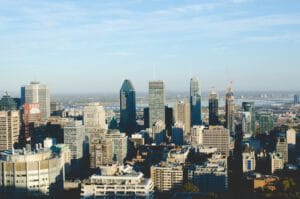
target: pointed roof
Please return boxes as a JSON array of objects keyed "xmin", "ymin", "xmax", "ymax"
[{"xmin": 121, "ymin": 79, "xmax": 135, "ymax": 92}]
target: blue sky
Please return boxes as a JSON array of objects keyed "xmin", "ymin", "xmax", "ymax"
[{"xmin": 0, "ymin": 0, "xmax": 300, "ymax": 94}]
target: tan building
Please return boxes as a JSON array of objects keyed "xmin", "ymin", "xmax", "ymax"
[
  {"xmin": 174, "ymin": 101, "xmax": 191, "ymax": 135},
  {"xmin": 151, "ymin": 162, "xmax": 183, "ymax": 192},
  {"xmin": 0, "ymin": 111, "xmax": 20, "ymax": 151},
  {"xmin": 83, "ymin": 103, "xmax": 107, "ymax": 133}
]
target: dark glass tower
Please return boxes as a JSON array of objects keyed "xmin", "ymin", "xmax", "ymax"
[
  {"xmin": 209, "ymin": 90, "xmax": 219, "ymax": 125},
  {"xmin": 120, "ymin": 79, "xmax": 136, "ymax": 135},
  {"xmin": 0, "ymin": 92, "xmax": 17, "ymax": 111},
  {"xmin": 225, "ymin": 84, "xmax": 235, "ymax": 133},
  {"xmin": 190, "ymin": 77, "xmax": 201, "ymax": 126}
]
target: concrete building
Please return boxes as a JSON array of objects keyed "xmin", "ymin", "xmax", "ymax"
[
  {"xmin": 0, "ymin": 111, "xmax": 20, "ymax": 151},
  {"xmin": 276, "ymin": 137, "xmax": 288, "ymax": 163},
  {"xmin": 151, "ymin": 162, "xmax": 183, "ymax": 192},
  {"xmin": 83, "ymin": 103, "xmax": 107, "ymax": 134},
  {"xmin": 81, "ymin": 164, "xmax": 154, "ymax": 199},
  {"xmin": 151, "ymin": 120, "xmax": 165, "ymax": 144},
  {"xmin": 242, "ymin": 112, "xmax": 253, "ymax": 136},
  {"xmin": 63, "ymin": 120, "xmax": 85, "ymax": 172},
  {"xmin": 190, "ymin": 77, "xmax": 202, "ymax": 126},
  {"xmin": 188, "ymin": 153, "xmax": 228, "ymax": 193},
  {"xmin": 190, "ymin": 125, "xmax": 205, "ymax": 146},
  {"xmin": 286, "ymin": 128, "xmax": 296, "ymax": 148},
  {"xmin": 202, "ymin": 126, "xmax": 230, "ymax": 156},
  {"xmin": 173, "ymin": 101, "xmax": 191, "ymax": 135},
  {"xmin": 270, "ymin": 153, "xmax": 284, "ymax": 174},
  {"xmin": 105, "ymin": 130, "xmax": 128, "ymax": 164},
  {"xmin": 22, "ymin": 81, "xmax": 50, "ymax": 120},
  {"xmin": 149, "ymin": 81, "xmax": 165, "ymax": 128},
  {"xmin": 242, "ymin": 151, "xmax": 256, "ymax": 173},
  {"xmin": 167, "ymin": 146, "xmax": 190, "ymax": 164},
  {"xmin": 171, "ymin": 123, "xmax": 184, "ymax": 146},
  {"xmin": 0, "ymin": 147, "xmax": 66, "ymax": 196},
  {"xmin": 89, "ymin": 133, "xmax": 113, "ymax": 168}
]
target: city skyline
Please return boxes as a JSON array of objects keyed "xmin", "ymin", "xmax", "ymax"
[{"xmin": 0, "ymin": 0, "xmax": 300, "ymax": 93}]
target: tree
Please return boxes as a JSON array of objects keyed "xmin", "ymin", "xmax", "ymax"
[{"xmin": 183, "ymin": 182, "xmax": 199, "ymax": 193}]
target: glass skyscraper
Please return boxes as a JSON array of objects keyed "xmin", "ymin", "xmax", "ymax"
[
  {"xmin": 149, "ymin": 81, "xmax": 165, "ymax": 128},
  {"xmin": 242, "ymin": 102, "xmax": 256, "ymax": 134},
  {"xmin": 190, "ymin": 77, "xmax": 201, "ymax": 126},
  {"xmin": 225, "ymin": 85, "xmax": 235, "ymax": 133},
  {"xmin": 209, "ymin": 90, "xmax": 219, "ymax": 125},
  {"xmin": 120, "ymin": 79, "xmax": 136, "ymax": 135}
]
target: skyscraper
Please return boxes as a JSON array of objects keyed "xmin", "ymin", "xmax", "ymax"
[
  {"xmin": 22, "ymin": 81, "xmax": 50, "ymax": 120},
  {"xmin": 242, "ymin": 102, "xmax": 256, "ymax": 134},
  {"xmin": 120, "ymin": 79, "xmax": 136, "ymax": 135},
  {"xmin": 174, "ymin": 101, "xmax": 191, "ymax": 135},
  {"xmin": 225, "ymin": 84, "xmax": 235, "ymax": 133},
  {"xmin": 259, "ymin": 113, "xmax": 273, "ymax": 134},
  {"xmin": 149, "ymin": 81, "xmax": 165, "ymax": 127},
  {"xmin": 83, "ymin": 103, "xmax": 107, "ymax": 133},
  {"xmin": 0, "ymin": 92, "xmax": 17, "ymax": 111},
  {"xmin": 0, "ymin": 111, "xmax": 20, "ymax": 151},
  {"xmin": 294, "ymin": 94, "xmax": 299, "ymax": 105},
  {"xmin": 105, "ymin": 130, "xmax": 128, "ymax": 163},
  {"xmin": 190, "ymin": 77, "xmax": 201, "ymax": 126},
  {"xmin": 209, "ymin": 90, "xmax": 219, "ymax": 125}
]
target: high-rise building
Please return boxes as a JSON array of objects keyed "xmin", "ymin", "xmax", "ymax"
[
  {"xmin": 81, "ymin": 165, "xmax": 154, "ymax": 199},
  {"xmin": 294, "ymin": 94, "xmax": 299, "ymax": 105},
  {"xmin": 105, "ymin": 130, "xmax": 128, "ymax": 163},
  {"xmin": 165, "ymin": 106, "xmax": 173, "ymax": 137},
  {"xmin": 286, "ymin": 128, "xmax": 296, "ymax": 149},
  {"xmin": 120, "ymin": 79, "xmax": 136, "ymax": 135},
  {"xmin": 0, "ymin": 111, "xmax": 20, "ymax": 151},
  {"xmin": 172, "ymin": 123, "xmax": 184, "ymax": 146},
  {"xmin": 270, "ymin": 152, "xmax": 284, "ymax": 174},
  {"xmin": 242, "ymin": 102, "xmax": 256, "ymax": 134},
  {"xmin": 151, "ymin": 162, "xmax": 183, "ymax": 192},
  {"xmin": 149, "ymin": 81, "xmax": 165, "ymax": 128},
  {"xmin": 188, "ymin": 153, "xmax": 228, "ymax": 192},
  {"xmin": 242, "ymin": 151, "xmax": 256, "ymax": 173},
  {"xmin": 83, "ymin": 103, "xmax": 107, "ymax": 134},
  {"xmin": 209, "ymin": 90, "xmax": 219, "ymax": 125},
  {"xmin": 174, "ymin": 101, "xmax": 191, "ymax": 135},
  {"xmin": 22, "ymin": 81, "xmax": 50, "ymax": 120},
  {"xmin": 21, "ymin": 103, "xmax": 41, "ymax": 144},
  {"xmin": 242, "ymin": 112, "xmax": 253, "ymax": 136},
  {"xmin": 89, "ymin": 133, "xmax": 113, "ymax": 168},
  {"xmin": 259, "ymin": 113, "xmax": 273, "ymax": 134},
  {"xmin": 151, "ymin": 120, "xmax": 166, "ymax": 144},
  {"xmin": 190, "ymin": 77, "xmax": 202, "ymax": 126},
  {"xmin": 64, "ymin": 120, "xmax": 85, "ymax": 172},
  {"xmin": 190, "ymin": 125, "xmax": 205, "ymax": 146},
  {"xmin": 225, "ymin": 84, "xmax": 235, "ymax": 133},
  {"xmin": 202, "ymin": 126, "xmax": 230, "ymax": 156},
  {"xmin": 0, "ymin": 146, "xmax": 66, "ymax": 197},
  {"xmin": 276, "ymin": 136, "xmax": 288, "ymax": 163},
  {"xmin": 0, "ymin": 92, "xmax": 17, "ymax": 111}
]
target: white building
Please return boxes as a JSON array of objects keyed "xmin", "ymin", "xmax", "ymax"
[
  {"xmin": 242, "ymin": 151, "xmax": 256, "ymax": 173},
  {"xmin": 23, "ymin": 81, "xmax": 50, "ymax": 120},
  {"xmin": 188, "ymin": 153, "xmax": 228, "ymax": 193},
  {"xmin": 0, "ymin": 146, "xmax": 66, "ymax": 196},
  {"xmin": 270, "ymin": 152, "xmax": 284, "ymax": 174},
  {"xmin": 105, "ymin": 130, "xmax": 128, "ymax": 164},
  {"xmin": 81, "ymin": 165, "xmax": 154, "ymax": 199},
  {"xmin": 167, "ymin": 146, "xmax": 190, "ymax": 164},
  {"xmin": 286, "ymin": 128, "xmax": 296, "ymax": 148},
  {"xmin": 83, "ymin": 103, "xmax": 107, "ymax": 133},
  {"xmin": 190, "ymin": 125, "xmax": 205, "ymax": 146},
  {"xmin": 0, "ymin": 111, "xmax": 20, "ymax": 151}
]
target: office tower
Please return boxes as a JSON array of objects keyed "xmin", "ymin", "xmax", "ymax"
[
  {"xmin": 149, "ymin": 81, "xmax": 165, "ymax": 128},
  {"xmin": 294, "ymin": 94, "xmax": 299, "ymax": 105},
  {"xmin": 286, "ymin": 128, "xmax": 296, "ymax": 149},
  {"xmin": 225, "ymin": 84, "xmax": 235, "ymax": 133},
  {"xmin": 0, "ymin": 92, "xmax": 17, "ymax": 111},
  {"xmin": 190, "ymin": 125, "xmax": 205, "ymax": 146},
  {"xmin": 190, "ymin": 77, "xmax": 202, "ymax": 126},
  {"xmin": 23, "ymin": 81, "xmax": 50, "ymax": 120},
  {"xmin": 89, "ymin": 133, "xmax": 113, "ymax": 168},
  {"xmin": 81, "ymin": 165, "xmax": 154, "ymax": 199},
  {"xmin": 242, "ymin": 112, "xmax": 253, "ymax": 136},
  {"xmin": 259, "ymin": 113, "xmax": 273, "ymax": 134},
  {"xmin": 21, "ymin": 103, "xmax": 41, "ymax": 144},
  {"xmin": 172, "ymin": 123, "xmax": 184, "ymax": 146},
  {"xmin": 270, "ymin": 152, "xmax": 284, "ymax": 173},
  {"xmin": 105, "ymin": 130, "xmax": 128, "ymax": 163},
  {"xmin": 209, "ymin": 90, "xmax": 219, "ymax": 125},
  {"xmin": 64, "ymin": 120, "xmax": 85, "ymax": 172},
  {"xmin": 242, "ymin": 151, "xmax": 256, "ymax": 173},
  {"xmin": 151, "ymin": 120, "xmax": 166, "ymax": 144},
  {"xmin": 276, "ymin": 137, "xmax": 288, "ymax": 163},
  {"xmin": 242, "ymin": 102, "xmax": 256, "ymax": 134},
  {"xmin": 0, "ymin": 146, "xmax": 66, "ymax": 196},
  {"xmin": 120, "ymin": 79, "xmax": 136, "ymax": 135},
  {"xmin": 151, "ymin": 162, "xmax": 183, "ymax": 192},
  {"xmin": 188, "ymin": 153, "xmax": 228, "ymax": 192},
  {"xmin": 0, "ymin": 111, "xmax": 20, "ymax": 151},
  {"xmin": 202, "ymin": 126, "xmax": 230, "ymax": 156},
  {"xmin": 143, "ymin": 107, "xmax": 149, "ymax": 129},
  {"xmin": 174, "ymin": 101, "xmax": 191, "ymax": 135},
  {"xmin": 165, "ymin": 106, "xmax": 173, "ymax": 136},
  {"xmin": 83, "ymin": 103, "xmax": 107, "ymax": 134}
]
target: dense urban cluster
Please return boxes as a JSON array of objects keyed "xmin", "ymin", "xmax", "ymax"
[{"xmin": 0, "ymin": 79, "xmax": 300, "ymax": 199}]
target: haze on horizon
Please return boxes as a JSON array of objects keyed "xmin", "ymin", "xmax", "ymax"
[{"xmin": 0, "ymin": 0, "xmax": 299, "ymax": 94}]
